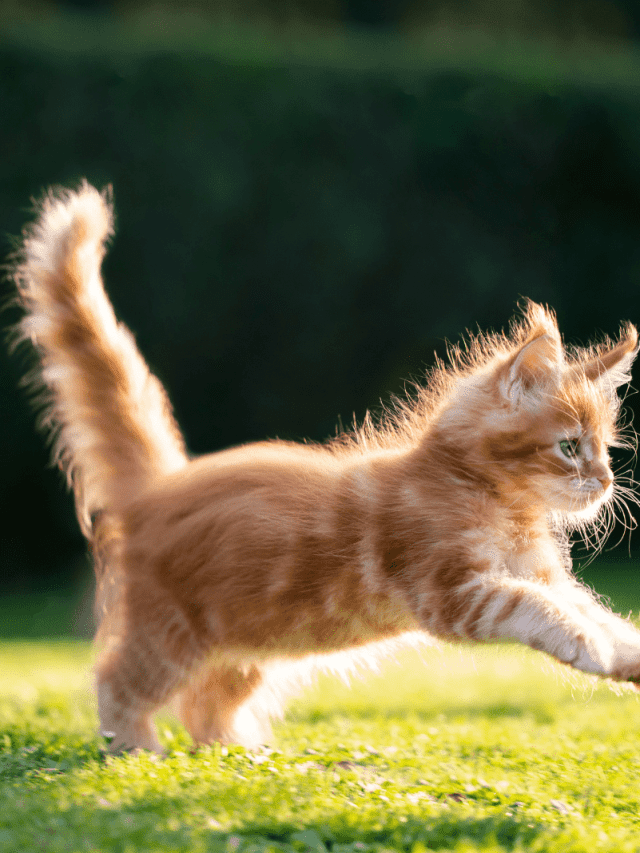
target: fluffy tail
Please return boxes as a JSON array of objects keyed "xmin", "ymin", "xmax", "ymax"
[{"xmin": 12, "ymin": 182, "xmax": 188, "ymax": 539}]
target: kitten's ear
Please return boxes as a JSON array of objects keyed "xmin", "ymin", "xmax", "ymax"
[
  {"xmin": 582, "ymin": 323, "xmax": 638, "ymax": 390},
  {"xmin": 500, "ymin": 333, "xmax": 563, "ymax": 405}
]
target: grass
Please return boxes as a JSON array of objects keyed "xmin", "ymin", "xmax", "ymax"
[{"xmin": 2, "ymin": 560, "xmax": 640, "ymax": 852}]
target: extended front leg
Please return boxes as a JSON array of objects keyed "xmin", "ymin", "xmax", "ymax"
[
  {"xmin": 436, "ymin": 576, "xmax": 640, "ymax": 682},
  {"xmin": 560, "ymin": 580, "xmax": 640, "ymax": 681}
]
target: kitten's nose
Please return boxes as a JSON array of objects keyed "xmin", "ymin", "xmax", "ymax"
[
  {"xmin": 590, "ymin": 460, "xmax": 613, "ymax": 490},
  {"xmin": 597, "ymin": 470, "xmax": 614, "ymax": 490}
]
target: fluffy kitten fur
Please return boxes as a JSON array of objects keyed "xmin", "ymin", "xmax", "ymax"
[{"xmin": 11, "ymin": 182, "xmax": 640, "ymax": 753}]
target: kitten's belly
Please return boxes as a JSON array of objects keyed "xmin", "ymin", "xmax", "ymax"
[{"xmin": 207, "ymin": 608, "xmax": 414, "ymax": 658}]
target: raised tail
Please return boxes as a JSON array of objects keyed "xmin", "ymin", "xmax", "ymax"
[{"xmin": 12, "ymin": 182, "xmax": 188, "ymax": 539}]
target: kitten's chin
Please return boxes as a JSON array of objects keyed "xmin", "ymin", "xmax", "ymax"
[
  {"xmin": 565, "ymin": 501, "xmax": 603, "ymax": 524},
  {"xmin": 542, "ymin": 481, "xmax": 610, "ymax": 520},
  {"xmin": 560, "ymin": 486, "xmax": 611, "ymax": 523}
]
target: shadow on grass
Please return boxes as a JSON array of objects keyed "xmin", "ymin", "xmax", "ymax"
[
  {"xmin": 4, "ymin": 786, "xmax": 551, "ymax": 853},
  {"xmin": 238, "ymin": 814, "xmax": 545, "ymax": 853},
  {"xmin": 292, "ymin": 702, "xmax": 557, "ymax": 726}
]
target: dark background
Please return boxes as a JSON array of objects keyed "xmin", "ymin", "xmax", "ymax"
[{"xmin": 3, "ymin": 0, "xmax": 640, "ymax": 624}]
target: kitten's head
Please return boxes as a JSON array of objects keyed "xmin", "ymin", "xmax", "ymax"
[{"xmin": 443, "ymin": 302, "xmax": 638, "ymax": 527}]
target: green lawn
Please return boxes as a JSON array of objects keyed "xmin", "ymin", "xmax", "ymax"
[{"xmin": 2, "ymin": 560, "xmax": 640, "ymax": 852}]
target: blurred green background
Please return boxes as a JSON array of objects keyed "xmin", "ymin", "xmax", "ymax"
[{"xmin": 3, "ymin": 0, "xmax": 640, "ymax": 633}]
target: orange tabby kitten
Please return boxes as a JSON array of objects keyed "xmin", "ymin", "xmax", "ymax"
[{"xmin": 11, "ymin": 182, "xmax": 640, "ymax": 753}]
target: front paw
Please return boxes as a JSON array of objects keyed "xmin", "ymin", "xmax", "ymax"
[
  {"xmin": 569, "ymin": 631, "xmax": 615, "ymax": 676},
  {"xmin": 609, "ymin": 643, "xmax": 640, "ymax": 683}
]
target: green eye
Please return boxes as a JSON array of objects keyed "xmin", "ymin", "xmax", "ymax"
[{"xmin": 559, "ymin": 439, "xmax": 579, "ymax": 458}]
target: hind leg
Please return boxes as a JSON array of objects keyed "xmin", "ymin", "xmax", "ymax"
[
  {"xmin": 97, "ymin": 673, "xmax": 163, "ymax": 753},
  {"xmin": 177, "ymin": 663, "xmax": 275, "ymax": 748},
  {"xmin": 96, "ymin": 606, "xmax": 205, "ymax": 753}
]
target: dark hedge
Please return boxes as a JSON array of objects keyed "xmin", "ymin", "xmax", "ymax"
[{"xmin": 2, "ymin": 19, "xmax": 640, "ymax": 587}]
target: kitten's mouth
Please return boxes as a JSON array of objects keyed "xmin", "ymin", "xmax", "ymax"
[
  {"xmin": 571, "ymin": 483, "xmax": 611, "ymax": 511},
  {"xmin": 585, "ymin": 481, "xmax": 613, "ymax": 499},
  {"xmin": 548, "ymin": 481, "xmax": 609, "ymax": 514}
]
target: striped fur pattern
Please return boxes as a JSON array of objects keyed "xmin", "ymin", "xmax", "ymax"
[{"xmin": 10, "ymin": 182, "xmax": 640, "ymax": 753}]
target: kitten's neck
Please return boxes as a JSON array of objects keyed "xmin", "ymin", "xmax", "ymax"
[{"xmin": 402, "ymin": 428, "xmax": 562, "ymax": 547}]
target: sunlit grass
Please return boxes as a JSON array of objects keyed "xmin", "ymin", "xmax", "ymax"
[
  {"xmin": 2, "ymin": 634, "xmax": 640, "ymax": 852},
  {"xmin": 1, "ymin": 560, "xmax": 640, "ymax": 850}
]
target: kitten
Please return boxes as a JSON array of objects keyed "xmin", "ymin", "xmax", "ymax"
[{"xmin": 11, "ymin": 182, "xmax": 640, "ymax": 754}]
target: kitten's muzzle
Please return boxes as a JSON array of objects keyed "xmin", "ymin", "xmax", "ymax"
[{"xmin": 598, "ymin": 472, "xmax": 614, "ymax": 490}]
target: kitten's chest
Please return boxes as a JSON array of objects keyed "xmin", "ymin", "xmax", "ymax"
[
  {"xmin": 461, "ymin": 520, "xmax": 566, "ymax": 584},
  {"xmin": 504, "ymin": 535, "xmax": 566, "ymax": 583}
]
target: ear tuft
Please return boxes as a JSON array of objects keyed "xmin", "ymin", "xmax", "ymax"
[
  {"xmin": 521, "ymin": 300, "xmax": 559, "ymax": 338},
  {"xmin": 583, "ymin": 323, "xmax": 638, "ymax": 391}
]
